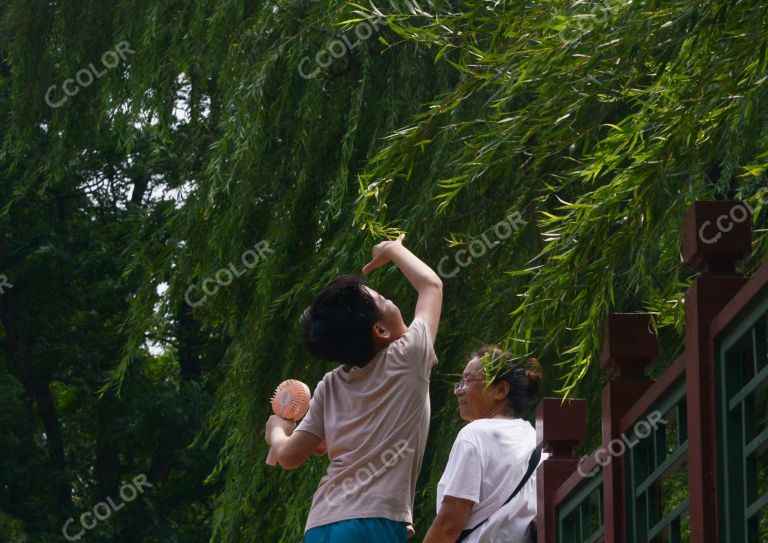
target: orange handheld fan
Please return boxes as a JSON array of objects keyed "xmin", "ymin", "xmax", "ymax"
[{"xmin": 266, "ymin": 379, "xmax": 311, "ymax": 466}]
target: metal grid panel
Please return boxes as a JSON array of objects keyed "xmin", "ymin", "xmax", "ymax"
[
  {"xmin": 557, "ymin": 470, "xmax": 605, "ymax": 543},
  {"xmin": 717, "ymin": 299, "xmax": 768, "ymax": 543},
  {"xmin": 625, "ymin": 377, "xmax": 691, "ymax": 542}
]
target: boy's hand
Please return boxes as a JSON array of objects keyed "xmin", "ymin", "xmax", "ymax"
[
  {"xmin": 362, "ymin": 232, "xmax": 442, "ymax": 343},
  {"xmin": 265, "ymin": 415, "xmax": 296, "ymax": 445},
  {"xmin": 362, "ymin": 234, "xmax": 405, "ymax": 274},
  {"xmin": 407, "ymin": 524, "xmax": 415, "ymax": 539}
]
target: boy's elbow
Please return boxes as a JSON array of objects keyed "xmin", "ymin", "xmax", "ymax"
[
  {"xmin": 422, "ymin": 277, "xmax": 443, "ymax": 294},
  {"xmin": 413, "ymin": 272, "xmax": 442, "ymax": 297},
  {"xmin": 278, "ymin": 459, "xmax": 301, "ymax": 470},
  {"xmin": 274, "ymin": 445, "xmax": 305, "ymax": 470},
  {"xmin": 276, "ymin": 451, "xmax": 302, "ymax": 470}
]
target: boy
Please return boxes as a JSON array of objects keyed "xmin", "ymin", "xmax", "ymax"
[{"xmin": 265, "ymin": 235, "xmax": 443, "ymax": 542}]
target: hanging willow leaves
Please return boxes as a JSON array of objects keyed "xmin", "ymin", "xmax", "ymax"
[{"xmin": 2, "ymin": 0, "xmax": 768, "ymax": 541}]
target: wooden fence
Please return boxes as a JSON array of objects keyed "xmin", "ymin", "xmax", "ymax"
[{"xmin": 536, "ymin": 201, "xmax": 767, "ymax": 543}]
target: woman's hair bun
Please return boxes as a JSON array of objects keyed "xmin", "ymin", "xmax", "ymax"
[{"xmin": 524, "ymin": 357, "xmax": 543, "ymax": 399}]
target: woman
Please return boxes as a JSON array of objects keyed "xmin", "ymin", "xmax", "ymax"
[{"xmin": 423, "ymin": 346, "xmax": 542, "ymax": 543}]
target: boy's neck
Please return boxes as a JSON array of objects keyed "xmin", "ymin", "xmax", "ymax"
[
  {"xmin": 342, "ymin": 328, "xmax": 407, "ymax": 371},
  {"xmin": 342, "ymin": 357, "xmax": 374, "ymax": 372},
  {"xmin": 342, "ymin": 343, "xmax": 390, "ymax": 371}
]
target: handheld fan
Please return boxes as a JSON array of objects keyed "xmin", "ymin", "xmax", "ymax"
[{"xmin": 266, "ymin": 379, "xmax": 311, "ymax": 466}]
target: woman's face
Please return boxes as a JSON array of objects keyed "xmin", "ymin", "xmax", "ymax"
[{"xmin": 455, "ymin": 357, "xmax": 506, "ymax": 421}]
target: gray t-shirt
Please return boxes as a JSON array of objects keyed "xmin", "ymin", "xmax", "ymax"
[{"xmin": 295, "ymin": 317, "xmax": 438, "ymax": 531}]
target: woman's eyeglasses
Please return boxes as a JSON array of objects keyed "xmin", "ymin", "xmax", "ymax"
[{"xmin": 453, "ymin": 377, "xmax": 486, "ymax": 393}]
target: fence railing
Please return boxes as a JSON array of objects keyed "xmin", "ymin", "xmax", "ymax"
[
  {"xmin": 536, "ymin": 201, "xmax": 766, "ymax": 543},
  {"xmin": 712, "ymin": 254, "xmax": 768, "ymax": 542}
]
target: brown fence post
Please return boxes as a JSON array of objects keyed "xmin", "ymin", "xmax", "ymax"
[
  {"xmin": 682, "ymin": 201, "xmax": 751, "ymax": 543},
  {"xmin": 600, "ymin": 313, "xmax": 657, "ymax": 543},
  {"xmin": 536, "ymin": 397, "xmax": 587, "ymax": 543}
]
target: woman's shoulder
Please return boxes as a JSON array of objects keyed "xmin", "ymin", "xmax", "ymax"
[{"xmin": 457, "ymin": 418, "xmax": 535, "ymax": 442}]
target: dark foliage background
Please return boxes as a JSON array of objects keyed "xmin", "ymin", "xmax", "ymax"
[{"xmin": 1, "ymin": 0, "xmax": 767, "ymax": 540}]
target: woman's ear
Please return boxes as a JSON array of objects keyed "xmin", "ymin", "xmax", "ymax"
[{"xmin": 494, "ymin": 380, "xmax": 511, "ymax": 401}]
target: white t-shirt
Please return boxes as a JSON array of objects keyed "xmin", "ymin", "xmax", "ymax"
[{"xmin": 436, "ymin": 418, "xmax": 540, "ymax": 543}]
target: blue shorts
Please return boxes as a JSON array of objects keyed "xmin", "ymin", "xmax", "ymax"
[{"xmin": 304, "ymin": 518, "xmax": 407, "ymax": 543}]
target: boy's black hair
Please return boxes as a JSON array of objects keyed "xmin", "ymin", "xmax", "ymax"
[{"xmin": 300, "ymin": 275, "xmax": 383, "ymax": 367}]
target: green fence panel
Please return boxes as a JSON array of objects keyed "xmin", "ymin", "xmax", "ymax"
[
  {"xmin": 557, "ymin": 469, "xmax": 605, "ymax": 543},
  {"xmin": 717, "ymin": 296, "xmax": 768, "ymax": 543},
  {"xmin": 625, "ymin": 376, "xmax": 690, "ymax": 542}
]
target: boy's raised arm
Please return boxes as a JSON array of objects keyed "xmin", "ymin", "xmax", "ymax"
[{"xmin": 362, "ymin": 235, "xmax": 443, "ymax": 343}]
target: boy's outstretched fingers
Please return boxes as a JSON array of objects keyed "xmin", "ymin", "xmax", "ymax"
[
  {"xmin": 362, "ymin": 234, "xmax": 405, "ymax": 274},
  {"xmin": 361, "ymin": 256, "xmax": 384, "ymax": 274}
]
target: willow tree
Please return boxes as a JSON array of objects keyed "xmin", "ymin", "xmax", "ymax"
[{"xmin": 2, "ymin": 0, "xmax": 767, "ymax": 541}]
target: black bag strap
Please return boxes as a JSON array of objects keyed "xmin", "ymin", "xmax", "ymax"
[{"xmin": 456, "ymin": 446, "xmax": 541, "ymax": 543}]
